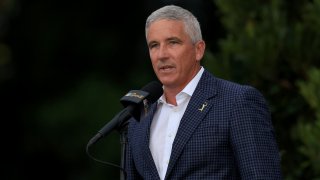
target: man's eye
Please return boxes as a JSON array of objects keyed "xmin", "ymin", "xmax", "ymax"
[{"xmin": 149, "ymin": 43, "xmax": 158, "ymax": 49}]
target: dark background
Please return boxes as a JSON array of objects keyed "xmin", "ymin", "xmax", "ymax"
[
  {"xmin": 3, "ymin": 0, "xmax": 320, "ymax": 179},
  {"xmin": 1, "ymin": 0, "xmax": 220, "ymax": 179}
]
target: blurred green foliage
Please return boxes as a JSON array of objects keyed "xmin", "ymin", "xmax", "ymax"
[
  {"xmin": 2, "ymin": 0, "xmax": 320, "ymax": 179},
  {"xmin": 295, "ymin": 68, "xmax": 320, "ymax": 178},
  {"xmin": 203, "ymin": 0, "xmax": 320, "ymax": 179}
]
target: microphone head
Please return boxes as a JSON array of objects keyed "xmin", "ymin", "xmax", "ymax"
[
  {"xmin": 120, "ymin": 81, "xmax": 163, "ymax": 107},
  {"xmin": 120, "ymin": 81, "xmax": 163, "ymax": 121},
  {"xmin": 140, "ymin": 81, "xmax": 163, "ymax": 103}
]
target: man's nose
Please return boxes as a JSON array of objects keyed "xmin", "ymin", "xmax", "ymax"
[{"xmin": 157, "ymin": 44, "xmax": 169, "ymax": 59}]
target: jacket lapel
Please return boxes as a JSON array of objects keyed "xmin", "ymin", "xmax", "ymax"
[
  {"xmin": 165, "ymin": 70, "xmax": 217, "ymax": 178},
  {"xmin": 141, "ymin": 103, "xmax": 161, "ymax": 179}
]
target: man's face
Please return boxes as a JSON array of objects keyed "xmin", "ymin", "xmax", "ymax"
[{"xmin": 146, "ymin": 19, "xmax": 205, "ymax": 91}]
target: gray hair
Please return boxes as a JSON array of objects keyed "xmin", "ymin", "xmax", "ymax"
[{"xmin": 145, "ymin": 5, "xmax": 203, "ymax": 44}]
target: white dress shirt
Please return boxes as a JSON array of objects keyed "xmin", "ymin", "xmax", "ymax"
[{"xmin": 149, "ymin": 67, "xmax": 204, "ymax": 180}]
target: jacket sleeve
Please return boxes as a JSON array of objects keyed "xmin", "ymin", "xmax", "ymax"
[
  {"xmin": 124, "ymin": 139, "xmax": 143, "ymax": 180},
  {"xmin": 230, "ymin": 86, "xmax": 282, "ymax": 179}
]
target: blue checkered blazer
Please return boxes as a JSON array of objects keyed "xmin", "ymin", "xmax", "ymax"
[{"xmin": 125, "ymin": 70, "xmax": 282, "ymax": 179}]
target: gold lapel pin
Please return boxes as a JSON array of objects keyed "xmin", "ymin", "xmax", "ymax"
[{"xmin": 198, "ymin": 102, "xmax": 208, "ymax": 112}]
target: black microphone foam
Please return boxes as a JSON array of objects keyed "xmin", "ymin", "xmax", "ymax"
[
  {"xmin": 140, "ymin": 81, "xmax": 163, "ymax": 104},
  {"xmin": 121, "ymin": 81, "xmax": 163, "ymax": 121},
  {"xmin": 87, "ymin": 81, "xmax": 163, "ymax": 147}
]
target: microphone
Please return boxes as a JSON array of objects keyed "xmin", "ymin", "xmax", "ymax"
[{"xmin": 87, "ymin": 81, "xmax": 163, "ymax": 147}]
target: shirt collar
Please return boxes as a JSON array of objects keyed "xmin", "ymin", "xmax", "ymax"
[
  {"xmin": 158, "ymin": 67, "xmax": 204, "ymax": 104},
  {"xmin": 182, "ymin": 66, "xmax": 204, "ymax": 97}
]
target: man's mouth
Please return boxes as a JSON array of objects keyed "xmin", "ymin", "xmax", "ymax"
[{"xmin": 159, "ymin": 65, "xmax": 174, "ymax": 72}]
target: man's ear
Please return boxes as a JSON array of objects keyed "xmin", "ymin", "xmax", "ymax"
[{"xmin": 195, "ymin": 40, "xmax": 206, "ymax": 61}]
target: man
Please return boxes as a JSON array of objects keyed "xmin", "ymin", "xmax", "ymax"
[{"xmin": 125, "ymin": 5, "xmax": 282, "ymax": 179}]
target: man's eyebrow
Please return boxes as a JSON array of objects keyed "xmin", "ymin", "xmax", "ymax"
[
  {"xmin": 147, "ymin": 37, "xmax": 182, "ymax": 47},
  {"xmin": 167, "ymin": 37, "xmax": 182, "ymax": 42}
]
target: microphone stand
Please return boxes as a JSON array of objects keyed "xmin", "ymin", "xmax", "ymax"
[
  {"xmin": 86, "ymin": 110, "xmax": 130, "ymax": 180},
  {"xmin": 118, "ymin": 118, "xmax": 130, "ymax": 180}
]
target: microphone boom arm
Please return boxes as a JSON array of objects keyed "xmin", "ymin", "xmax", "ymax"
[{"xmin": 87, "ymin": 107, "xmax": 132, "ymax": 147}]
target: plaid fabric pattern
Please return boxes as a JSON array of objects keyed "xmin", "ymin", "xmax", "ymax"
[{"xmin": 125, "ymin": 70, "xmax": 282, "ymax": 180}]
